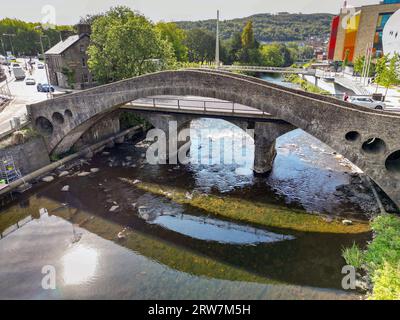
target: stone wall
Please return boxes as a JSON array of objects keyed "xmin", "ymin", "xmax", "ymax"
[{"xmin": 0, "ymin": 136, "xmax": 50, "ymax": 175}]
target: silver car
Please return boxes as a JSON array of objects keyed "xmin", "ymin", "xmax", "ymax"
[
  {"xmin": 25, "ymin": 77, "xmax": 36, "ymax": 85},
  {"xmin": 349, "ymin": 96, "xmax": 386, "ymax": 110}
]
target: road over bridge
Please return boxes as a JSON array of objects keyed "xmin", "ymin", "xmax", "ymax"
[{"xmin": 27, "ymin": 69, "xmax": 400, "ymax": 208}]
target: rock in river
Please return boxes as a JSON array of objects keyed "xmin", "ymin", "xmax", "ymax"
[
  {"xmin": 42, "ymin": 176, "xmax": 54, "ymax": 182},
  {"xmin": 342, "ymin": 219, "xmax": 353, "ymax": 226},
  {"xmin": 58, "ymin": 171, "xmax": 69, "ymax": 178},
  {"xmin": 78, "ymin": 172, "xmax": 91, "ymax": 177}
]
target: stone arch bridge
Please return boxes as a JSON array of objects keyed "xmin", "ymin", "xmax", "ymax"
[{"xmin": 27, "ymin": 69, "xmax": 400, "ymax": 208}]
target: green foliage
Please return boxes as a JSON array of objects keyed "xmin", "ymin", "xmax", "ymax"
[
  {"xmin": 375, "ymin": 54, "xmax": 400, "ymax": 94},
  {"xmin": 371, "ymin": 261, "xmax": 400, "ymax": 300},
  {"xmin": 0, "ymin": 18, "xmax": 72, "ymax": 56},
  {"xmin": 119, "ymin": 112, "xmax": 148, "ymax": 130},
  {"xmin": 343, "ymin": 49, "xmax": 350, "ymax": 69},
  {"xmin": 61, "ymin": 67, "xmax": 75, "ymax": 89},
  {"xmin": 184, "ymin": 28, "xmax": 215, "ymax": 63},
  {"xmin": 354, "ymin": 55, "xmax": 376, "ymax": 76},
  {"xmin": 87, "ymin": 6, "xmax": 176, "ymax": 84},
  {"xmin": 156, "ymin": 22, "xmax": 188, "ymax": 62},
  {"xmin": 241, "ymin": 21, "xmax": 255, "ymax": 49},
  {"xmin": 176, "ymin": 13, "xmax": 333, "ymax": 43},
  {"xmin": 342, "ymin": 242, "xmax": 364, "ymax": 269},
  {"xmin": 284, "ymin": 74, "xmax": 329, "ymax": 94},
  {"xmin": 342, "ymin": 214, "xmax": 400, "ymax": 300}
]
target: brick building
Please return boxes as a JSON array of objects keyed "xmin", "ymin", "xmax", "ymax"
[{"xmin": 45, "ymin": 24, "xmax": 95, "ymax": 90}]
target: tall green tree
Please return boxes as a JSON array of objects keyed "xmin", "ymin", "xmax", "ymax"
[
  {"xmin": 260, "ymin": 44, "xmax": 285, "ymax": 67},
  {"xmin": 225, "ymin": 32, "xmax": 242, "ymax": 64},
  {"xmin": 156, "ymin": 22, "xmax": 188, "ymax": 62},
  {"xmin": 237, "ymin": 20, "xmax": 261, "ymax": 64},
  {"xmin": 241, "ymin": 21, "xmax": 255, "ymax": 49},
  {"xmin": 375, "ymin": 54, "xmax": 400, "ymax": 96},
  {"xmin": 184, "ymin": 28, "xmax": 215, "ymax": 63},
  {"xmin": 87, "ymin": 6, "xmax": 176, "ymax": 84},
  {"xmin": 353, "ymin": 55, "xmax": 375, "ymax": 77}
]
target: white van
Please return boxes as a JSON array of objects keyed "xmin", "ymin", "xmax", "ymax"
[{"xmin": 12, "ymin": 66, "xmax": 26, "ymax": 81}]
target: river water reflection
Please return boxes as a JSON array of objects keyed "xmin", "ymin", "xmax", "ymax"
[{"xmin": 0, "ymin": 75, "xmax": 374, "ymax": 300}]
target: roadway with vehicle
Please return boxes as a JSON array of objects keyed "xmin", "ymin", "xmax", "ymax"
[{"xmin": 0, "ymin": 58, "xmax": 62, "ymax": 134}]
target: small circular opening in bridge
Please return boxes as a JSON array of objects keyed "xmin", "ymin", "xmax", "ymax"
[
  {"xmin": 385, "ymin": 150, "xmax": 400, "ymax": 174},
  {"xmin": 362, "ymin": 138, "xmax": 386, "ymax": 154},
  {"xmin": 345, "ymin": 131, "xmax": 360, "ymax": 142},
  {"xmin": 52, "ymin": 112, "xmax": 65, "ymax": 125},
  {"xmin": 35, "ymin": 117, "xmax": 53, "ymax": 136},
  {"xmin": 64, "ymin": 109, "xmax": 73, "ymax": 118}
]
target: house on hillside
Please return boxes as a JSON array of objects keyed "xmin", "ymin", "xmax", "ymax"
[{"xmin": 45, "ymin": 24, "xmax": 95, "ymax": 90}]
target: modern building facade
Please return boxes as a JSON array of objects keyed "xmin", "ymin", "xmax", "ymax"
[
  {"xmin": 382, "ymin": 9, "xmax": 400, "ymax": 57},
  {"xmin": 328, "ymin": 0, "xmax": 400, "ymax": 62},
  {"xmin": 45, "ymin": 24, "xmax": 95, "ymax": 90}
]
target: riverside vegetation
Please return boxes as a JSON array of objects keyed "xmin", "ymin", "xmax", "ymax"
[{"xmin": 343, "ymin": 214, "xmax": 400, "ymax": 300}]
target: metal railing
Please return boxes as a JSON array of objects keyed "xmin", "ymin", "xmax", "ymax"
[
  {"xmin": 128, "ymin": 97, "xmax": 270, "ymax": 116},
  {"xmin": 202, "ymin": 64, "xmax": 315, "ymax": 75}
]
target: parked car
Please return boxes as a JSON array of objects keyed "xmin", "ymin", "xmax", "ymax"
[
  {"xmin": 12, "ymin": 63, "xmax": 20, "ymax": 68},
  {"xmin": 25, "ymin": 77, "xmax": 36, "ymax": 85},
  {"xmin": 37, "ymin": 63, "xmax": 45, "ymax": 69},
  {"xmin": 349, "ymin": 97, "xmax": 386, "ymax": 110},
  {"xmin": 37, "ymin": 83, "xmax": 54, "ymax": 92},
  {"xmin": 12, "ymin": 67, "xmax": 26, "ymax": 81}
]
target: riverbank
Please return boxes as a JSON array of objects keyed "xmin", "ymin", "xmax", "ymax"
[
  {"xmin": 283, "ymin": 74, "xmax": 330, "ymax": 95},
  {"xmin": 343, "ymin": 214, "xmax": 400, "ymax": 299}
]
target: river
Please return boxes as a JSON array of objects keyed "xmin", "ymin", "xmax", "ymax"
[{"xmin": 0, "ymin": 74, "xmax": 374, "ymax": 300}]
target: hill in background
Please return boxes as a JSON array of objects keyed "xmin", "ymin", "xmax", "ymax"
[{"xmin": 176, "ymin": 12, "xmax": 334, "ymax": 43}]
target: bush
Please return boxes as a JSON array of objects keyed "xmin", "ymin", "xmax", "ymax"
[
  {"xmin": 342, "ymin": 242, "xmax": 364, "ymax": 269},
  {"xmin": 342, "ymin": 214, "xmax": 400, "ymax": 300}
]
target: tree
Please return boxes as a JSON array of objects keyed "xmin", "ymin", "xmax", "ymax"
[
  {"xmin": 353, "ymin": 55, "xmax": 376, "ymax": 77},
  {"xmin": 241, "ymin": 21, "xmax": 255, "ymax": 49},
  {"xmin": 375, "ymin": 54, "xmax": 400, "ymax": 96},
  {"xmin": 184, "ymin": 29, "xmax": 215, "ymax": 63},
  {"xmin": 87, "ymin": 6, "xmax": 176, "ymax": 84},
  {"xmin": 237, "ymin": 20, "xmax": 261, "ymax": 64},
  {"xmin": 260, "ymin": 44, "xmax": 284, "ymax": 67},
  {"xmin": 343, "ymin": 49, "xmax": 350, "ymax": 69},
  {"xmin": 156, "ymin": 22, "xmax": 188, "ymax": 62},
  {"xmin": 225, "ymin": 32, "xmax": 242, "ymax": 64}
]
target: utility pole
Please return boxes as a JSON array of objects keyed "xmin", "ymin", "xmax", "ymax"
[{"xmin": 215, "ymin": 10, "xmax": 220, "ymax": 68}]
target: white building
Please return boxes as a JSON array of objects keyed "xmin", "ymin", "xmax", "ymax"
[{"xmin": 383, "ymin": 9, "xmax": 400, "ymax": 58}]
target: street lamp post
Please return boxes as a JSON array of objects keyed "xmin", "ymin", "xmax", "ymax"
[{"xmin": 35, "ymin": 26, "xmax": 52, "ymax": 99}]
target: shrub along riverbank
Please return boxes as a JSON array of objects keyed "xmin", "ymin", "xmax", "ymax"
[
  {"xmin": 284, "ymin": 74, "xmax": 330, "ymax": 95},
  {"xmin": 343, "ymin": 214, "xmax": 400, "ymax": 300}
]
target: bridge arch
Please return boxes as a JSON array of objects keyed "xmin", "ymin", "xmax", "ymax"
[{"xmin": 27, "ymin": 70, "xmax": 400, "ymax": 207}]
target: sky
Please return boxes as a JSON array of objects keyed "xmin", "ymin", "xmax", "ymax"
[{"xmin": 0, "ymin": 0, "xmax": 381, "ymax": 25}]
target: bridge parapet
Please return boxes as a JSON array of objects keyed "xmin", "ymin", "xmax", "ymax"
[{"xmin": 27, "ymin": 70, "xmax": 400, "ymax": 208}]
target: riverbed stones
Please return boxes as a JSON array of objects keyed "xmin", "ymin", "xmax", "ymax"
[
  {"xmin": 109, "ymin": 205, "xmax": 119, "ymax": 212},
  {"xmin": 58, "ymin": 171, "xmax": 69, "ymax": 178},
  {"xmin": 77, "ymin": 172, "xmax": 91, "ymax": 177},
  {"xmin": 42, "ymin": 176, "xmax": 54, "ymax": 182}
]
